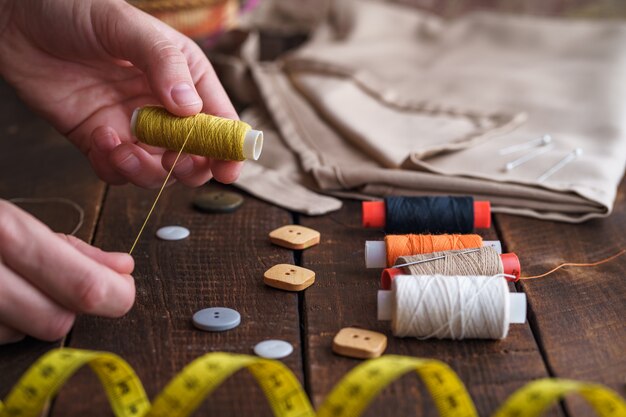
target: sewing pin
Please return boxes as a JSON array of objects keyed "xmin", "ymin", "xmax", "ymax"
[
  {"xmin": 504, "ymin": 143, "xmax": 554, "ymax": 172},
  {"xmin": 499, "ymin": 134, "xmax": 552, "ymax": 155},
  {"xmin": 537, "ymin": 148, "xmax": 583, "ymax": 183},
  {"xmin": 392, "ymin": 248, "xmax": 481, "ymax": 269}
]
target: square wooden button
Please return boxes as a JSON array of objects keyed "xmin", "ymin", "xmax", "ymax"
[
  {"xmin": 332, "ymin": 327, "xmax": 387, "ymax": 359},
  {"xmin": 264, "ymin": 264, "xmax": 315, "ymax": 291},
  {"xmin": 269, "ymin": 225, "xmax": 320, "ymax": 250}
]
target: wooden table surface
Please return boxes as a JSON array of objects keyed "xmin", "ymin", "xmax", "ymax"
[{"xmin": 1, "ymin": 54, "xmax": 625, "ymax": 417}]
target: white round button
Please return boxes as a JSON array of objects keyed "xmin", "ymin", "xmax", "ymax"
[
  {"xmin": 156, "ymin": 226, "xmax": 190, "ymax": 241},
  {"xmin": 253, "ymin": 339, "xmax": 293, "ymax": 359}
]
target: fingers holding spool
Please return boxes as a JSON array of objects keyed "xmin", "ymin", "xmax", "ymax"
[
  {"xmin": 161, "ymin": 152, "xmax": 214, "ymax": 187},
  {"xmin": 96, "ymin": 2, "xmax": 203, "ymax": 116},
  {"xmin": 110, "ymin": 143, "xmax": 171, "ymax": 189},
  {"xmin": 87, "ymin": 126, "xmax": 129, "ymax": 185},
  {"xmin": 211, "ymin": 160, "xmax": 244, "ymax": 184},
  {"xmin": 194, "ymin": 62, "xmax": 239, "ymax": 120},
  {"xmin": 160, "ymin": 153, "xmax": 243, "ymax": 186}
]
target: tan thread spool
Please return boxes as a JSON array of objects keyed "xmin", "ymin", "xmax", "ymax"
[{"xmin": 399, "ymin": 247, "xmax": 503, "ymax": 276}]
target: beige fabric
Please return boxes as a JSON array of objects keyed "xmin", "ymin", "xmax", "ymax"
[
  {"xmin": 237, "ymin": 108, "xmax": 343, "ymax": 215},
  {"xmin": 236, "ymin": 0, "xmax": 626, "ymax": 222}
]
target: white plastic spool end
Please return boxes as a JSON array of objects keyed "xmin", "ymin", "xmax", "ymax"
[
  {"xmin": 377, "ymin": 291, "xmax": 393, "ymax": 321},
  {"xmin": 508, "ymin": 293, "xmax": 527, "ymax": 324},
  {"xmin": 243, "ymin": 129, "xmax": 264, "ymax": 160},
  {"xmin": 365, "ymin": 241, "xmax": 387, "ymax": 268},
  {"xmin": 130, "ymin": 107, "xmax": 140, "ymax": 137},
  {"xmin": 483, "ymin": 240, "xmax": 502, "ymax": 254},
  {"xmin": 377, "ymin": 288, "xmax": 527, "ymax": 325}
]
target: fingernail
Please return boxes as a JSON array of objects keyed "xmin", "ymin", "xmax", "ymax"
[
  {"xmin": 117, "ymin": 152, "xmax": 140, "ymax": 174},
  {"xmin": 94, "ymin": 130, "xmax": 116, "ymax": 152},
  {"xmin": 171, "ymin": 83, "xmax": 202, "ymax": 108},
  {"xmin": 174, "ymin": 155, "xmax": 194, "ymax": 176}
]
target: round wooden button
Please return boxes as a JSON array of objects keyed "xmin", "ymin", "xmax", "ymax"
[{"xmin": 193, "ymin": 191, "xmax": 244, "ymax": 213}]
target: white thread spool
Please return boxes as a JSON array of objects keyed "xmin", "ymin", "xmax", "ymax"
[
  {"xmin": 365, "ymin": 240, "xmax": 502, "ymax": 268},
  {"xmin": 377, "ymin": 275, "xmax": 526, "ymax": 340}
]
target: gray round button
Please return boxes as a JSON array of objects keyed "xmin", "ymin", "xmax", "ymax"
[
  {"xmin": 253, "ymin": 340, "xmax": 293, "ymax": 359},
  {"xmin": 156, "ymin": 226, "xmax": 190, "ymax": 241},
  {"xmin": 193, "ymin": 191, "xmax": 244, "ymax": 213},
  {"xmin": 192, "ymin": 307, "xmax": 241, "ymax": 332}
]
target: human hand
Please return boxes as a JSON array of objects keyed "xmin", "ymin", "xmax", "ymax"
[
  {"xmin": 0, "ymin": 0, "xmax": 242, "ymax": 188},
  {"xmin": 0, "ymin": 200, "xmax": 135, "ymax": 344}
]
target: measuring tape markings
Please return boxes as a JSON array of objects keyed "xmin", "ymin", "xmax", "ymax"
[
  {"xmin": 1, "ymin": 348, "xmax": 625, "ymax": 417},
  {"xmin": 147, "ymin": 352, "xmax": 315, "ymax": 417},
  {"xmin": 0, "ymin": 349, "xmax": 150, "ymax": 417},
  {"xmin": 493, "ymin": 379, "xmax": 626, "ymax": 417},
  {"xmin": 317, "ymin": 355, "xmax": 477, "ymax": 417}
]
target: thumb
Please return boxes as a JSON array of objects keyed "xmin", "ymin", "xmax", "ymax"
[{"xmin": 95, "ymin": 1, "xmax": 203, "ymax": 116}]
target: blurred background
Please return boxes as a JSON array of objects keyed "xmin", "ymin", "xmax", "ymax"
[
  {"xmin": 127, "ymin": 0, "xmax": 626, "ymax": 105},
  {"xmin": 127, "ymin": 0, "xmax": 626, "ymax": 44}
]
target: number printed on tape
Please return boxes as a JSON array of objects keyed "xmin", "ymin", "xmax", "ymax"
[{"xmin": 0, "ymin": 348, "xmax": 624, "ymax": 417}]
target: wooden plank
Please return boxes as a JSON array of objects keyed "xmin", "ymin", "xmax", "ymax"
[
  {"xmin": 51, "ymin": 183, "xmax": 303, "ymax": 416},
  {"xmin": 0, "ymin": 81, "xmax": 105, "ymax": 398},
  {"xmin": 495, "ymin": 178, "xmax": 626, "ymax": 417},
  {"xmin": 299, "ymin": 202, "xmax": 560, "ymax": 417}
]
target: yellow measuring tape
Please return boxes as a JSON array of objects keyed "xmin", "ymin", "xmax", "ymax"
[{"xmin": 1, "ymin": 348, "xmax": 624, "ymax": 417}]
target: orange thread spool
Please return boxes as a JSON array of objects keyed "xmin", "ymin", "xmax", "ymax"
[{"xmin": 384, "ymin": 234, "xmax": 484, "ymax": 267}]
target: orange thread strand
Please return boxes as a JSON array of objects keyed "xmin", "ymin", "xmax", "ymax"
[
  {"xmin": 384, "ymin": 234, "xmax": 483, "ymax": 267},
  {"xmin": 520, "ymin": 249, "xmax": 625, "ymax": 280}
]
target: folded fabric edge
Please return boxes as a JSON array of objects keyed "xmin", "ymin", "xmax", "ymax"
[
  {"xmin": 284, "ymin": 58, "xmax": 528, "ymax": 163},
  {"xmin": 235, "ymin": 162, "xmax": 343, "ymax": 216},
  {"xmin": 248, "ymin": 60, "xmax": 615, "ymax": 223}
]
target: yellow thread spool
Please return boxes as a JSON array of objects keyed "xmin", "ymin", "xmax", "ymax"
[{"xmin": 131, "ymin": 106, "xmax": 263, "ymax": 161}]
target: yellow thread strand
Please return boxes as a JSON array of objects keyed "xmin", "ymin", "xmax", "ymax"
[
  {"xmin": 128, "ymin": 118, "xmax": 197, "ymax": 255},
  {"xmin": 135, "ymin": 106, "xmax": 250, "ymax": 161},
  {"xmin": 521, "ymin": 249, "xmax": 625, "ymax": 280}
]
